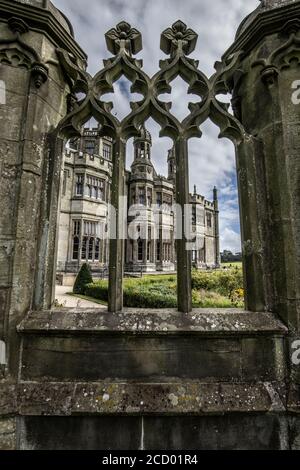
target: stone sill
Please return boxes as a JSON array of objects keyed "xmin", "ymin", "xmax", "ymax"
[
  {"xmin": 0, "ymin": 380, "xmax": 287, "ymax": 417},
  {"xmin": 17, "ymin": 309, "xmax": 288, "ymax": 337}
]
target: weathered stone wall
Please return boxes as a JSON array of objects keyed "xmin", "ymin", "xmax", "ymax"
[
  {"xmin": 19, "ymin": 415, "xmax": 289, "ymax": 450},
  {"xmin": 0, "ymin": 0, "xmax": 86, "ymax": 371},
  {"xmin": 226, "ymin": 4, "xmax": 300, "ymax": 332}
]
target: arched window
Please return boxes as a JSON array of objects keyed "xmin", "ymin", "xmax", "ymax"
[
  {"xmin": 81, "ymin": 237, "xmax": 87, "ymax": 260},
  {"xmin": 157, "ymin": 241, "xmax": 161, "ymax": 261},
  {"xmin": 72, "ymin": 236, "xmax": 79, "ymax": 260},
  {"xmin": 75, "ymin": 174, "xmax": 84, "ymax": 196},
  {"xmin": 138, "ymin": 239, "xmax": 143, "ymax": 261},
  {"xmin": 206, "ymin": 212, "xmax": 212, "ymax": 228},
  {"xmin": 147, "ymin": 242, "xmax": 151, "ymax": 262},
  {"xmin": 138, "ymin": 187, "xmax": 145, "ymax": 205},
  {"xmin": 88, "ymin": 237, "xmax": 94, "ymax": 260},
  {"xmin": 95, "ymin": 238, "xmax": 100, "ymax": 261},
  {"xmin": 147, "ymin": 188, "xmax": 152, "ymax": 206}
]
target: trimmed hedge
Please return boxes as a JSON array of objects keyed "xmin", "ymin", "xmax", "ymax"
[
  {"xmin": 85, "ymin": 280, "xmax": 108, "ymax": 302},
  {"xmin": 84, "ymin": 267, "xmax": 244, "ymax": 309},
  {"xmin": 73, "ymin": 263, "xmax": 93, "ymax": 295}
]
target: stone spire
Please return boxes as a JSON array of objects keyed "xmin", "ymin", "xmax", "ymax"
[{"xmin": 213, "ymin": 186, "xmax": 218, "ymax": 202}]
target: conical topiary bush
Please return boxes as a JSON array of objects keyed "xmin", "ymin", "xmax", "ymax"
[{"xmin": 73, "ymin": 263, "xmax": 93, "ymax": 295}]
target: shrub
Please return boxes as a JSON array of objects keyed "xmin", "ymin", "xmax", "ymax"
[
  {"xmin": 192, "ymin": 289, "xmax": 233, "ymax": 308},
  {"xmin": 85, "ymin": 280, "xmax": 109, "ymax": 302},
  {"xmin": 192, "ymin": 267, "xmax": 243, "ymax": 298},
  {"xmin": 73, "ymin": 263, "xmax": 93, "ymax": 295},
  {"xmin": 85, "ymin": 278, "xmax": 177, "ymax": 308},
  {"xmin": 84, "ymin": 268, "xmax": 245, "ymax": 309}
]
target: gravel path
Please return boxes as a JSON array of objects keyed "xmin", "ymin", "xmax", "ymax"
[{"xmin": 55, "ymin": 285, "xmax": 106, "ymax": 309}]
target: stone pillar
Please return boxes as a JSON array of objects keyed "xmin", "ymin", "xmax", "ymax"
[
  {"xmin": 227, "ymin": 0, "xmax": 300, "ymax": 324},
  {"xmin": 175, "ymin": 137, "xmax": 192, "ymax": 312},
  {"xmin": 108, "ymin": 137, "xmax": 126, "ymax": 312},
  {"xmin": 0, "ymin": 0, "xmax": 86, "ymax": 374},
  {"xmin": 226, "ymin": 1, "xmax": 300, "ymax": 423}
]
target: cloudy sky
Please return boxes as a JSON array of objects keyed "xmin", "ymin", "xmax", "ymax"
[{"xmin": 54, "ymin": 0, "xmax": 259, "ymax": 253}]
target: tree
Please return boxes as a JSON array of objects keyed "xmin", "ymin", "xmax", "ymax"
[{"xmin": 73, "ymin": 263, "xmax": 93, "ymax": 295}]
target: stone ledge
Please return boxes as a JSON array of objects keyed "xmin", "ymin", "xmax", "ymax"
[
  {"xmin": 0, "ymin": 0, "xmax": 87, "ymax": 63},
  {"xmin": 224, "ymin": 2, "xmax": 300, "ymax": 58},
  {"xmin": 18, "ymin": 309, "xmax": 288, "ymax": 336},
  {"xmin": 0, "ymin": 380, "xmax": 287, "ymax": 416}
]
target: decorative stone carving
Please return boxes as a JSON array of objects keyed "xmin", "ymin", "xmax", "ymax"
[
  {"xmin": 57, "ymin": 20, "xmax": 246, "ymax": 143},
  {"xmin": 31, "ymin": 62, "xmax": 48, "ymax": 88},
  {"xmin": 105, "ymin": 21, "xmax": 142, "ymax": 56},
  {"xmin": 253, "ymin": 20, "xmax": 300, "ymax": 84},
  {"xmin": 0, "ymin": 16, "xmax": 48, "ymax": 88},
  {"xmin": 7, "ymin": 17, "xmax": 29, "ymax": 35},
  {"xmin": 56, "ymin": 20, "xmax": 247, "ymax": 313}
]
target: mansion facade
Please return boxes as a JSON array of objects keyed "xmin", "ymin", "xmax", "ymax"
[{"xmin": 57, "ymin": 126, "xmax": 220, "ymax": 281}]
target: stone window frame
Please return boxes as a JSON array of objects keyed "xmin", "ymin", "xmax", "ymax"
[
  {"xmin": 75, "ymin": 174, "xmax": 84, "ymax": 196},
  {"xmin": 49, "ymin": 18, "xmax": 277, "ymax": 314},
  {"xmin": 103, "ymin": 143, "xmax": 112, "ymax": 160}
]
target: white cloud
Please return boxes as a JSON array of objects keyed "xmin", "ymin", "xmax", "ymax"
[
  {"xmin": 221, "ymin": 227, "xmax": 241, "ymax": 254},
  {"xmin": 53, "ymin": 0, "xmax": 260, "ymax": 251}
]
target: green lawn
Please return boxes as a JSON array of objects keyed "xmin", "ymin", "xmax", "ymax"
[{"xmin": 82, "ymin": 267, "xmax": 244, "ymax": 309}]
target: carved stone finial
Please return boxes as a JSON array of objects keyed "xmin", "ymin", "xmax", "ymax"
[
  {"xmin": 160, "ymin": 20, "xmax": 198, "ymax": 56},
  {"xmin": 105, "ymin": 21, "xmax": 142, "ymax": 56},
  {"xmin": 31, "ymin": 62, "xmax": 49, "ymax": 89},
  {"xmin": 8, "ymin": 17, "xmax": 29, "ymax": 35}
]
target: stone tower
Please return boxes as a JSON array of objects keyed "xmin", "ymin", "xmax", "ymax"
[
  {"xmin": 167, "ymin": 146, "xmax": 176, "ymax": 183},
  {"xmin": 213, "ymin": 186, "xmax": 221, "ymax": 268},
  {"xmin": 130, "ymin": 125, "xmax": 154, "ymax": 185}
]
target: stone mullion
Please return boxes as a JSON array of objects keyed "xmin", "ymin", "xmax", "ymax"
[
  {"xmin": 235, "ymin": 136, "xmax": 270, "ymax": 312},
  {"xmin": 108, "ymin": 137, "xmax": 126, "ymax": 313},
  {"xmin": 175, "ymin": 137, "xmax": 192, "ymax": 313}
]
